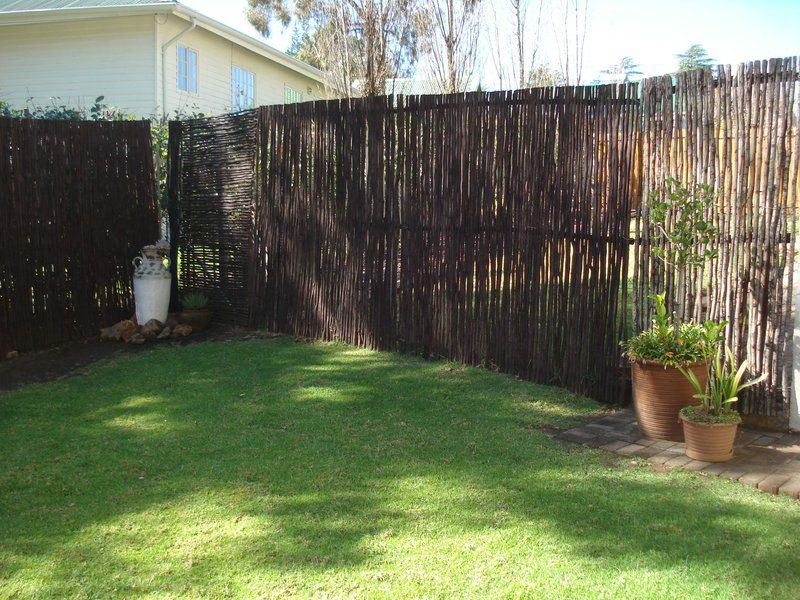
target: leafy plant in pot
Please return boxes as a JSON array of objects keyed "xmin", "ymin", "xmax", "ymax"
[
  {"xmin": 623, "ymin": 294, "xmax": 723, "ymax": 441},
  {"xmin": 179, "ymin": 292, "xmax": 212, "ymax": 332},
  {"xmin": 678, "ymin": 347, "xmax": 766, "ymax": 462},
  {"xmin": 622, "ymin": 177, "xmax": 722, "ymax": 442}
]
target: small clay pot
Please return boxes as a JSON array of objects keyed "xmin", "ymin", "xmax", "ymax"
[
  {"xmin": 179, "ymin": 308, "xmax": 212, "ymax": 332},
  {"xmin": 680, "ymin": 413, "xmax": 739, "ymax": 462},
  {"xmin": 631, "ymin": 360, "xmax": 708, "ymax": 442}
]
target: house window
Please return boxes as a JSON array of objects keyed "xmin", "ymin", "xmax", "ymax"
[
  {"xmin": 232, "ymin": 66, "xmax": 255, "ymax": 111},
  {"xmin": 177, "ymin": 45, "xmax": 198, "ymax": 93},
  {"xmin": 284, "ymin": 85, "xmax": 304, "ymax": 104}
]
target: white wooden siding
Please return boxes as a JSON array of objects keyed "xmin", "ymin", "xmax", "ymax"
[
  {"xmin": 0, "ymin": 13, "xmax": 325, "ymax": 118},
  {"xmin": 0, "ymin": 16, "xmax": 155, "ymax": 116},
  {"xmin": 157, "ymin": 14, "xmax": 324, "ymax": 116}
]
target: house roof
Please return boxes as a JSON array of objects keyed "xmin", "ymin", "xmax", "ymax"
[
  {"xmin": 0, "ymin": 1, "xmax": 171, "ymax": 10},
  {"xmin": 0, "ymin": 0, "xmax": 326, "ymax": 85}
]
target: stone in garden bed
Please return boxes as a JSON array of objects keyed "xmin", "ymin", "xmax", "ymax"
[
  {"xmin": 99, "ymin": 314, "xmax": 191, "ymax": 344},
  {"xmin": 171, "ymin": 324, "xmax": 192, "ymax": 338},
  {"xmin": 141, "ymin": 319, "xmax": 164, "ymax": 340}
]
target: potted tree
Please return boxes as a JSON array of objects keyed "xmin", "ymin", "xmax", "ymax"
[
  {"xmin": 179, "ymin": 291, "xmax": 212, "ymax": 332},
  {"xmin": 623, "ymin": 295, "xmax": 722, "ymax": 441},
  {"xmin": 678, "ymin": 347, "xmax": 766, "ymax": 462},
  {"xmin": 622, "ymin": 178, "xmax": 722, "ymax": 441}
]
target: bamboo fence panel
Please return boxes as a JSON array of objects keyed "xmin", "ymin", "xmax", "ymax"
[
  {"xmin": 0, "ymin": 118, "xmax": 158, "ymax": 355},
  {"xmin": 634, "ymin": 58, "xmax": 800, "ymax": 417},
  {"xmin": 244, "ymin": 86, "xmax": 639, "ymax": 403}
]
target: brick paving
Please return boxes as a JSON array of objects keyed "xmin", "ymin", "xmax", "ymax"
[{"xmin": 556, "ymin": 409, "xmax": 800, "ymax": 500}]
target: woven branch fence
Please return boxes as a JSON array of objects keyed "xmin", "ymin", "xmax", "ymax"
[
  {"xmin": 170, "ymin": 57, "xmax": 800, "ymax": 419},
  {"xmin": 0, "ymin": 118, "xmax": 159, "ymax": 355}
]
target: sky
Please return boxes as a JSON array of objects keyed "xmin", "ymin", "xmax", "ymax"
[{"xmin": 182, "ymin": 0, "xmax": 800, "ymax": 88}]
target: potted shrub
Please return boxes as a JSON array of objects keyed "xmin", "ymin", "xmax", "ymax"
[
  {"xmin": 179, "ymin": 291, "xmax": 212, "ymax": 332},
  {"xmin": 678, "ymin": 347, "xmax": 766, "ymax": 462},
  {"xmin": 623, "ymin": 294, "xmax": 723, "ymax": 441},
  {"xmin": 622, "ymin": 177, "xmax": 723, "ymax": 442}
]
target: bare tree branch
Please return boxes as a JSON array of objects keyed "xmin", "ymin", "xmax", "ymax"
[
  {"xmin": 552, "ymin": 0, "xmax": 589, "ymax": 85},
  {"xmin": 423, "ymin": 0, "xmax": 483, "ymax": 93},
  {"xmin": 487, "ymin": 0, "xmax": 546, "ymax": 90}
]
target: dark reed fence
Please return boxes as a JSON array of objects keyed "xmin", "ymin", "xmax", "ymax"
[
  {"xmin": 633, "ymin": 58, "xmax": 800, "ymax": 419},
  {"xmin": 172, "ymin": 86, "xmax": 641, "ymax": 403},
  {"xmin": 0, "ymin": 118, "xmax": 158, "ymax": 355},
  {"xmin": 169, "ymin": 56, "xmax": 799, "ymax": 417}
]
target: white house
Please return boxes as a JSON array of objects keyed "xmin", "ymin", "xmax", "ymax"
[{"xmin": 0, "ymin": 0, "xmax": 328, "ymax": 117}]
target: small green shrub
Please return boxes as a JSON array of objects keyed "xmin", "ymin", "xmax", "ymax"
[
  {"xmin": 182, "ymin": 292, "xmax": 209, "ymax": 310},
  {"xmin": 622, "ymin": 293, "xmax": 723, "ymax": 367}
]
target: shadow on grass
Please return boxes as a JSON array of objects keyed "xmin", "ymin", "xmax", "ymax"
[{"xmin": 0, "ymin": 337, "xmax": 798, "ymax": 596}]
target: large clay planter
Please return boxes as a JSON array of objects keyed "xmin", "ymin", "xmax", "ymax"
[
  {"xmin": 631, "ymin": 361, "xmax": 708, "ymax": 442},
  {"xmin": 680, "ymin": 413, "xmax": 739, "ymax": 462},
  {"xmin": 179, "ymin": 308, "xmax": 212, "ymax": 332}
]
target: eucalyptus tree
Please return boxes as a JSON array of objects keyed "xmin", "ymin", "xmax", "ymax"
[{"xmin": 247, "ymin": 0, "xmax": 427, "ymax": 97}]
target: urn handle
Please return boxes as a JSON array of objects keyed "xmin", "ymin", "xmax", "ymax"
[{"xmin": 133, "ymin": 256, "xmax": 143, "ymax": 269}]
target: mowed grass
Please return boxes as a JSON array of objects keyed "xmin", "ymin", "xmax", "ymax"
[{"xmin": 1, "ymin": 338, "xmax": 799, "ymax": 599}]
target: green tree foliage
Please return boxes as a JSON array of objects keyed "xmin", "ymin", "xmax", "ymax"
[
  {"xmin": 286, "ymin": 27, "xmax": 322, "ymax": 69},
  {"xmin": 526, "ymin": 65, "xmax": 566, "ymax": 88},
  {"xmin": 599, "ymin": 56, "xmax": 642, "ymax": 83},
  {"xmin": 677, "ymin": 44, "xmax": 714, "ymax": 71}
]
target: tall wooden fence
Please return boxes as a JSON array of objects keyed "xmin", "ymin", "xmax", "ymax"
[
  {"xmin": 0, "ymin": 118, "xmax": 159, "ymax": 355},
  {"xmin": 170, "ymin": 57, "xmax": 800, "ymax": 419}
]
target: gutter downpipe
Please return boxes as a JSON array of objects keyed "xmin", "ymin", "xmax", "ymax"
[{"xmin": 160, "ymin": 16, "xmax": 196, "ymax": 117}]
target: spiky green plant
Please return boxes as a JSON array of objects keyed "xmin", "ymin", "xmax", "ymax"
[
  {"xmin": 678, "ymin": 346, "xmax": 766, "ymax": 424},
  {"xmin": 182, "ymin": 291, "xmax": 209, "ymax": 310}
]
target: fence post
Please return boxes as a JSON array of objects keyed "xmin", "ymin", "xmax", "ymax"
[
  {"xmin": 167, "ymin": 120, "xmax": 182, "ymax": 313},
  {"xmin": 792, "ymin": 255, "xmax": 800, "ymax": 431}
]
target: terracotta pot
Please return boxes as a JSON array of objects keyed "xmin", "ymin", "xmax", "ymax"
[
  {"xmin": 680, "ymin": 413, "xmax": 739, "ymax": 462},
  {"xmin": 179, "ymin": 308, "xmax": 212, "ymax": 332},
  {"xmin": 631, "ymin": 360, "xmax": 707, "ymax": 442}
]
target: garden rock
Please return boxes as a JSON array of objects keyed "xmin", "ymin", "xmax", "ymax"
[
  {"xmin": 119, "ymin": 320, "xmax": 139, "ymax": 343},
  {"xmin": 157, "ymin": 327, "xmax": 172, "ymax": 340},
  {"xmin": 171, "ymin": 324, "xmax": 192, "ymax": 338},
  {"xmin": 128, "ymin": 333, "xmax": 146, "ymax": 345},
  {"xmin": 166, "ymin": 314, "xmax": 180, "ymax": 329},
  {"xmin": 101, "ymin": 319, "xmax": 134, "ymax": 342},
  {"xmin": 141, "ymin": 319, "xmax": 164, "ymax": 340},
  {"xmin": 4, "ymin": 350, "xmax": 19, "ymax": 360}
]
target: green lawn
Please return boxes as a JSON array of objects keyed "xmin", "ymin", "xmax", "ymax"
[{"xmin": 1, "ymin": 338, "xmax": 798, "ymax": 598}]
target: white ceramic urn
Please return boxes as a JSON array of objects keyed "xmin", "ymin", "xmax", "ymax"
[{"xmin": 133, "ymin": 243, "xmax": 171, "ymax": 324}]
